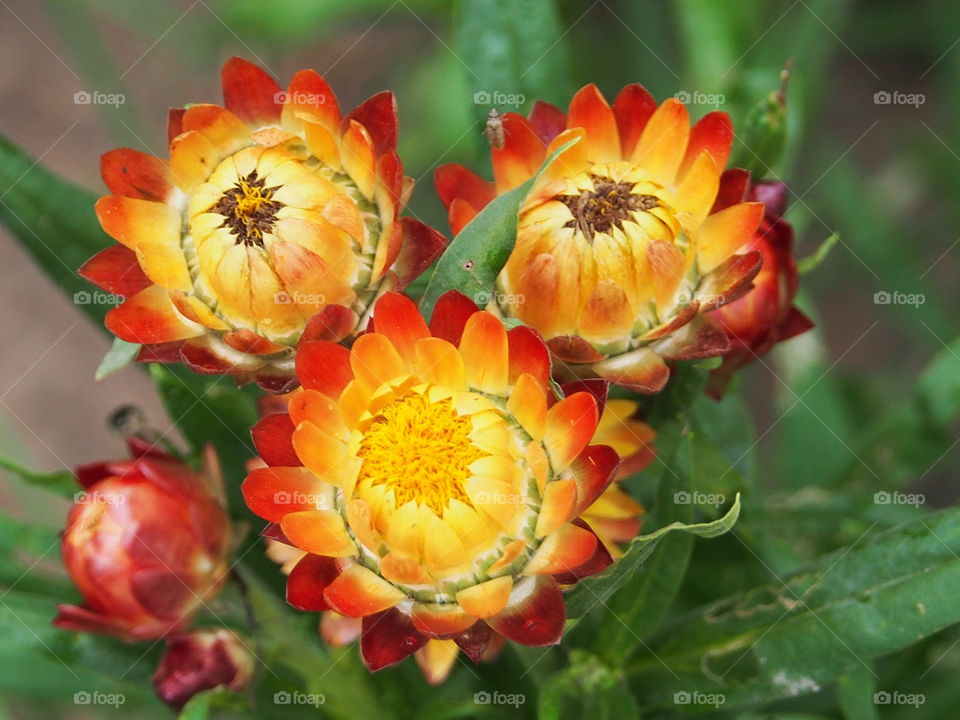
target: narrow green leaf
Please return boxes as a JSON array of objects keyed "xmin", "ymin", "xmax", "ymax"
[
  {"xmin": 0, "ymin": 456, "xmax": 76, "ymax": 499},
  {"xmin": 419, "ymin": 137, "xmax": 579, "ymax": 320},
  {"xmin": 565, "ymin": 490, "xmax": 741, "ymax": 619},
  {"xmin": 0, "ymin": 134, "xmax": 111, "ymax": 327},
  {"xmin": 798, "ymin": 232, "xmax": 839, "ymax": 275},
  {"xmin": 631, "ymin": 505, "xmax": 960, "ymax": 710},
  {"xmin": 836, "ymin": 667, "xmax": 879, "ymax": 720},
  {"xmin": 95, "ymin": 338, "xmax": 141, "ymax": 380}
]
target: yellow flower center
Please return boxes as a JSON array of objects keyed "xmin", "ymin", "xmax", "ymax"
[
  {"xmin": 209, "ymin": 170, "xmax": 284, "ymax": 247},
  {"xmin": 356, "ymin": 394, "xmax": 487, "ymax": 515}
]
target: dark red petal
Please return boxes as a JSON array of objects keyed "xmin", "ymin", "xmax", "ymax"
[
  {"xmin": 613, "ymin": 83, "xmax": 657, "ymax": 157},
  {"xmin": 487, "ymin": 576, "xmax": 565, "ymax": 646},
  {"xmin": 569, "ymin": 444, "xmax": 620, "ymax": 514},
  {"xmin": 777, "ymin": 307, "xmax": 815, "ymax": 340},
  {"xmin": 251, "ymin": 413, "xmax": 300, "ymax": 467},
  {"xmin": 711, "ymin": 168, "xmax": 751, "ymax": 213},
  {"xmin": 129, "ymin": 567, "xmax": 196, "ymax": 621},
  {"xmin": 427, "ymin": 291, "xmax": 479, "ymax": 344},
  {"xmin": 181, "ymin": 341, "xmax": 236, "ymax": 375},
  {"xmin": 125, "ymin": 436, "xmax": 175, "ymax": 461},
  {"xmin": 300, "ymin": 305, "xmax": 359, "ymax": 344},
  {"xmin": 167, "ymin": 108, "xmax": 186, "ymax": 144},
  {"xmin": 100, "ymin": 148, "xmax": 172, "ymax": 202},
  {"xmin": 344, "ymin": 91, "xmax": 398, "ymax": 156},
  {"xmin": 452, "ymin": 621, "xmax": 493, "ymax": 663},
  {"xmin": 360, "ymin": 608, "xmax": 428, "ymax": 671},
  {"xmin": 221, "ymin": 57, "xmax": 282, "ymax": 127},
  {"xmin": 261, "ymin": 522, "xmax": 292, "ymax": 545},
  {"xmin": 287, "ymin": 554, "xmax": 340, "ymax": 611},
  {"xmin": 53, "ymin": 604, "xmax": 132, "ymax": 637},
  {"xmin": 528, "ymin": 100, "xmax": 567, "ymax": 145},
  {"xmin": 393, "ymin": 218, "xmax": 448, "ymax": 288},
  {"xmin": 654, "ymin": 317, "xmax": 731, "ymax": 361},
  {"xmin": 136, "ymin": 341, "xmax": 183, "ymax": 364},
  {"xmin": 74, "ymin": 461, "xmax": 113, "ymax": 489},
  {"xmin": 78, "ymin": 245, "xmax": 153, "ymax": 297},
  {"xmin": 559, "ymin": 379, "xmax": 608, "ymax": 415}
]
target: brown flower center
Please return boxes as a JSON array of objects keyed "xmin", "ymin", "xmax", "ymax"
[
  {"xmin": 558, "ymin": 175, "xmax": 659, "ymax": 241},
  {"xmin": 209, "ymin": 171, "xmax": 284, "ymax": 247}
]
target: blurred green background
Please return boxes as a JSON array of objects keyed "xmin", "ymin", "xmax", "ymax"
[{"xmin": 1, "ymin": 0, "xmax": 959, "ymax": 717}]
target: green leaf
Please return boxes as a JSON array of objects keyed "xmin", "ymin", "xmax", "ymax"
[
  {"xmin": 565, "ymin": 487, "xmax": 741, "ymax": 620},
  {"xmin": 0, "ymin": 456, "xmax": 76, "ymax": 499},
  {"xmin": 455, "ymin": 0, "xmax": 570, "ymax": 111},
  {"xmin": 0, "ymin": 134, "xmax": 111, "ymax": 328},
  {"xmin": 732, "ymin": 68, "xmax": 789, "ymax": 178},
  {"xmin": 836, "ymin": 667, "xmax": 879, "ymax": 720},
  {"xmin": 419, "ymin": 137, "xmax": 579, "ymax": 320},
  {"xmin": 797, "ymin": 232, "xmax": 839, "ymax": 275},
  {"xmin": 916, "ymin": 335, "xmax": 960, "ymax": 430},
  {"xmin": 587, "ymin": 432, "xmax": 695, "ymax": 662},
  {"xmin": 95, "ymin": 338, "xmax": 141, "ymax": 380},
  {"xmin": 538, "ymin": 652, "xmax": 638, "ymax": 720},
  {"xmin": 630, "ymin": 505, "xmax": 960, "ymax": 710}
]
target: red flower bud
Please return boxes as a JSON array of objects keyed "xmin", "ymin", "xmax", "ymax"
[
  {"xmin": 708, "ymin": 176, "xmax": 814, "ymax": 398},
  {"xmin": 152, "ymin": 628, "xmax": 253, "ymax": 710},
  {"xmin": 54, "ymin": 442, "xmax": 230, "ymax": 640}
]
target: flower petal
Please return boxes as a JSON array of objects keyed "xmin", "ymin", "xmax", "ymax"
[
  {"xmin": 455, "ymin": 576, "xmax": 513, "ymax": 619},
  {"xmin": 487, "ymin": 575, "xmax": 565, "ymax": 646},
  {"xmin": 534, "ymin": 479, "xmax": 578, "ymax": 538},
  {"xmin": 344, "ymin": 90, "xmax": 397, "ymax": 156},
  {"xmin": 100, "ymin": 148, "xmax": 172, "ymax": 201},
  {"xmin": 251, "ymin": 413, "xmax": 299, "ymax": 467},
  {"xmin": 324, "ymin": 564, "xmax": 406, "ymax": 617},
  {"xmin": 459, "ymin": 312, "xmax": 509, "ymax": 395},
  {"xmin": 613, "ymin": 83, "xmax": 657, "ymax": 158},
  {"xmin": 281, "ymin": 509, "xmax": 357, "ymax": 557},
  {"xmin": 221, "ymin": 57, "xmax": 282, "ymax": 127},
  {"xmin": 543, "ymin": 392, "xmax": 598, "ymax": 472},
  {"xmin": 567, "ymin": 83, "xmax": 620, "ymax": 163},
  {"xmin": 524, "ymin": 522, "xmax": 598, "ymax": 575},
  {"xmin": 631, "ymin": 98, "xmax": 690, "ymax": 184},
  {"xmin": 411, "ymin": 604, "xmax": 478, "ymax": 638},
  {"xmin": 78, "ymin": 245, "xmax": 152, "ymax": 297},
  {"xmin": 287, "ymin": 554, "xmax": 340, "ymax": 611},
  {"xmin": 360, "ymin": 607, "xmax": 428, "ymax": 671},
  {"xmin": 105, "ymin": 286, "xmax": 203, "ymax": 343},
  {"xmin": 699, "ymin": 202, "xmax": 764, "ymax": 272},
  {"xmin": 296, "ymin": 341, "xmax": 354, "ymax": 396},
  {"xmin": 491, "ymin": 113, "xmax": 545, "ymax": 192},
  {"xmin": 242, "ymin": 465, "xmax": 324, "ymax": 522}
]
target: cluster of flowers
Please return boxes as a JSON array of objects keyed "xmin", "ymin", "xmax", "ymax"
[{"xmin": 55, "ymin": 58, "xmax": 811, "ymax": 706}]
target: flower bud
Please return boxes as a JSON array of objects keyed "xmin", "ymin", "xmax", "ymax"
[
  {"xmin": 54, "ymin": 443, "xmax": 229, "ymax": 640},
  {"xmin": 152, "ymin": 629, "xmax": 253, "ymax": 710}
]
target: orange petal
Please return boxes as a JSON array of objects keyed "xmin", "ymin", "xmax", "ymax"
[
  {"xmin": 631, "ymin": 98, "xmax": 690, "ymax": 184},
  {"xmin": 543, "ymin": 392, "xmax": 598, "ymax": 471},
  {"xmin": 242, "ymin": 465, "xmax": 323, "ymax": 522},
  {"xmin": 281, "ymin": 509, "xmax": 357, "ymax": 557},
  {"xmin": 95, "ymin": 196, "xmax": 180, "ymax": 251},
  {"xmin": 567, "ymin": 83, "xmax": 620, "ymax": 163},
  {"xmin": 372, "ymin": 292, "xmax": 430, "ymax": 366},
  {"xmin": 491, "ymin": 113, "xmax": 545, "ymax": 193},
  {"xmin": 292, "ymin": 421, "xmax": 347, "ymax": 477},
  {"xmin": 459, "ymin": 312, "xmax": 509, "ymax": 395},
  {"xmin": 414, "ymin": 337, "xmax": 466, "ymax": 389},
  {"xmin": 674, "ymin": 150, "xmax": 721, "ymax": 223},
  {"xmin": 534, "ymin": 479, "xmax": 578, "ymax": 538},
  {"xmin": 699, "ymin": 202, "xmax": 764, "ymax": 272},
  {"xmin": 181, "ymin": 103, "xmax": 250, "ymax": 155},
  {"xmin": 647, "ymin": 239, "xmax": 686, "ymax": 313},
  {"xmin": 100, "ymin": 148, "xmax": 172, "ymax": 202},
  {"xmin": 415, "ymin": 639, "xmax": 460, "ymax": 686},
  {"xmin": 323, "ymin": 564, "xmax": 406, "ymax": 617},
  {"xmin": 411, "ymin": 604, "xmax": 478, "ymax": 638},
  {"xmin": 579, "ymin": 279, "xmax": 634, "ymax": 341},
  {"xmin": 169, "ymin": 129, "xmax": 220, "ymax": 191},
  {"xmin": 455, "ymin": 576, "xmax": 513, "ymax": 618},
  {"xmin": 280, "ymin": 69, "xmax": 341, "ymax": 132},
  {"xmin": 297, "ymin": 341, "xmax": 354, "ymax": 396},
  {"xmin": 593, "ymin": 348, "xmax": 670, "ymax": 394},
  {"xmin": 435, "ymin": 163, "xmax": 495, "ymax": 212},
  {"xmin": 524, "ymin": 522, "xmax": 598, "ymax": 575},
  {"xmin": 680, "ymin": 110, "xmax": 734, "ymax": 176},
  {"xmin": 506, "ymin": 372, "xmax": 548, "ymax": 440},
  {"xmin": 542, "ymin": 127, "xmax": 588, "ymax": 182},
  {"xmin": 507, "ymin": 326, "xmax": 551, "ymax": 388},
  {"xmin": 341, "ymin": 119, "xmax": 376, "ymax": 199},
  {"xmin": 105, "ymin": 286, "xmax": 202, "ymax": 344},
  {"xmin": 350, "ymin": 333, "xmax": 408, "ymax": 390},
  {"xmin": 288, "ymin": 389, "xmax": 347, "ymax": 439}
]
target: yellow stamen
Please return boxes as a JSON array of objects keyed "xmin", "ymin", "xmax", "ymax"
[{"xmin": 357, "ymin": 393, "xmax": 487, "ymax": 515}]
